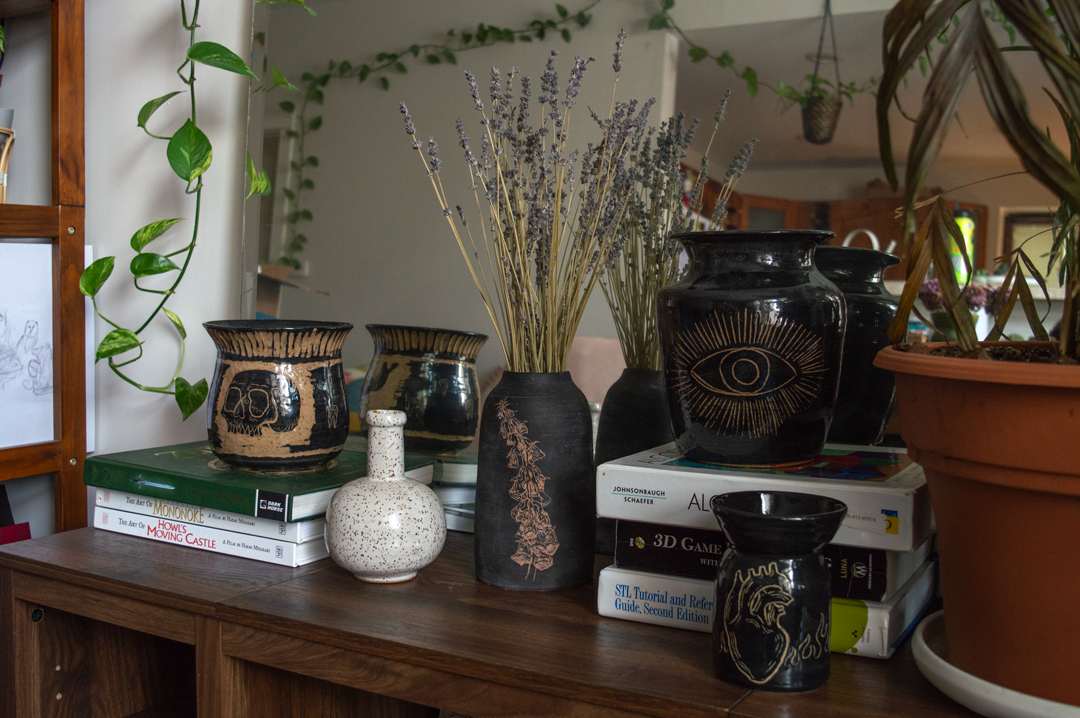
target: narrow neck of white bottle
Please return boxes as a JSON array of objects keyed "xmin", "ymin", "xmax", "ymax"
[{"xmin": 367, "ymin": 425, "xmax": 404, "ymax": 480}]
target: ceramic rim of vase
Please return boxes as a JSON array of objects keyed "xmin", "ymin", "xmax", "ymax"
[
  {"xmin": 710, "ymin": 490, "xmax": 848, "ymax": 523},
  {"xmin": 670, "ymin": 229, "xmax": 836, "ymax": 244},
  {"xmin": 205, "ymin": 320, "xmax": 352, "ymax": 360},
  {"xmin": 204, "ymin": 319, "xmax": 353, "ymax": 332},
  {"xmin": 366, "ymin": 324, "xmax": 488, "ymax": 359},
  {"xmin": 815, "ymin": 244, "xmax": 901, "ymax": 272}
]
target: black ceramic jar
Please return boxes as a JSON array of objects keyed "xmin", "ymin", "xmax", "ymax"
[
  {"xmin": 204, "ymin": 320, "xmax": 352, "ymax": 472},
  {"xmin": 711, "ymin": 491, "xmax": 847, "ymax": 692},
  {"xmin": 474, "ymin": 371, "xmax": 596, "ymax": 591},
  {"xmin": 814, "ymin": 246, "xmax": 900, "ymax": 445},
  {"xmin": 358, "ymin": 325, "xmax": 487, "ymax": 455},
  {"xmin": 594, "ymin": 368, "xmax": 674, "ymax": 554},
  {"xmin": 657, "ymin": 230, "xmax": 846, "ymax": 468}
]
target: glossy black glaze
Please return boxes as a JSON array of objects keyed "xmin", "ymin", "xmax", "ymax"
[
  {"xmin": 358, "ymin": 325, "xmax": 487, "ymax": 456},
  {"xmin": 475, "ymin": 371, "xmax": 596, "ymax": 590},
  {"xmin": 594, "ymin": 368, "xmax": 674, "ymax": 554},
  {"xmin": 711, "ymin": 491, "xmax": 847, "ymax": 692},
  {"xmin": 657, "ymin": 231, "xmax": 846, "ymax": 467},
  {"xmin": 815, "ymin": 246, "xmax": 901, "ymax": 445},
  {"xmin": 204, "ymin": 320, "xmax": 352, "ymax": 473}
]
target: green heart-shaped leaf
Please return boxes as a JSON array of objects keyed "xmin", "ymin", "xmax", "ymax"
[
  {"xmin": 187, "ymin": 41, "xmax": 259, "ymax": 80},
  {"xmin": 130, "ymin": 253, "xmax": 180, "ymax": 278},
  {"xmin": 137, "ymin": 91, "xmax": 184, "ymax": 132},
  {"xmin": 286, "ymin": 0, "xmax": 316, "ymax": 15},
  {"xmin": 271, "ymin": 63, "xmax": 299, "ymax": 92},
  {"xmin": 175, "ymin": 377, "xmax": 209, "ymax": 421},
  {"xmin": 80, "ymin": 256, "xmax": 115, "ymax": 297},
  {"xmin": 246, "ymin": 152, "xmax": 271, "ymax": 199},
  {"xmin": 131, "ymin": 218, "xmax": 184, "ymax": 252},
  {"xmin": 163, "ymin": 307, "xmax": 186, "ymax": 339},
  {"xmin": 96, "ymin": 329, "xmax": 141, "ymax": 362},
  {"xmin": 167, "ymin": 119, "xmax": 213, "ymax": 182}
]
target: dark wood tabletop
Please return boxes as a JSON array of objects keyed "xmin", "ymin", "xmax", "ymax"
[{"xmin": 0, "ymin": 528, "xmax": 977, "ymax": 717}]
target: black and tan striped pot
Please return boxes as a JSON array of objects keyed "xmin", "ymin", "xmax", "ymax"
[
  {"xmin": 358, "ymin": 325, "xmax": 487, "ymax": 456},
  {"xmin": 204, "ymin": 320, "xmax": 352, "ymax": 473}
]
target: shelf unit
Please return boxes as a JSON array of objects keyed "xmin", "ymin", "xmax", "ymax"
[
  {"xmin": 0, "ymin": 530, "xmax": 976, "ymax": 718},
  {"xmin": 0, "ymin": 0, "xmax": 86, "ymax": 532}
]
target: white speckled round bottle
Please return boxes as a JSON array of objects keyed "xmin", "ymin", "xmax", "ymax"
[{"xmin": 324, "ymin": 409, "xmax": 447, "ymax": 583}]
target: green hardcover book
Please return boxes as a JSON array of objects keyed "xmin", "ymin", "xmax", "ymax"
[{"xmin": 83, "ymin": 441, "xmax": 436, "ymax": 523}]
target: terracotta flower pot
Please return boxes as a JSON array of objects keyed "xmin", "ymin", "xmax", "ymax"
[{"xmin": 875, "ymin": 342, "xmax": 1080, "ymax": 706}]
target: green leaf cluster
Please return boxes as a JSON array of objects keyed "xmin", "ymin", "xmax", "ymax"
[
  {"xmin": 878, "ymin": 0, "xmax": 1080, "ymax": 358},
  {"xmin": 648, "ymin": 1, "xmax": 877, "ymax": 107},
  {"xmin": 79, "ymin": 2, "xmax": 279, "ymax": 420},
  {"xmin": 273, "ymin": 0, "xmax": 600, "ymax": 268}
]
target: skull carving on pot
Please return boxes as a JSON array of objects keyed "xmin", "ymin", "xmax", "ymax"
[{"xmin": 222, "ymin": 369, "xmax": 300, "ymax": 436}]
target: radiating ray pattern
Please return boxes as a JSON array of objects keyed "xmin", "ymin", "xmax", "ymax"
[{"xmin": 672, "ymin": 309, "xmax": 825, "ymax": 437}]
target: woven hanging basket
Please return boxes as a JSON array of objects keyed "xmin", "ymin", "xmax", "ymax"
[{"xmin": 802, "ymin": 94, "xmax": 842, "ymax": 145}]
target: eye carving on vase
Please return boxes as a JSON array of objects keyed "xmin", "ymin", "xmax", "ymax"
[
  {"xmin": 673, "ymin": 309, "xmax": 825, "ymax": 437},
  {"xmin": 223, "ymin": 370, "xmax": 300, "ymax": 436}
]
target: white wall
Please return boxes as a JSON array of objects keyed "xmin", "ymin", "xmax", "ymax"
[
  {"xmin": 265, "ymin": 0, "xmax": 675, "ymax": 382},
  {"xmin": 0, "ymin": 2, "xmax": 255, "ymax": 533},
  {"xmin": 86, "ymin": 0, "xmax": 253, "ymax": 461}
]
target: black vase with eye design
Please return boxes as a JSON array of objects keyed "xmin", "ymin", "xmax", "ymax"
[
  {"xmin": 204, "ymin": 320, "xmax": 352, "ymax": 473},
  {"xmin": 657, "ymin": 231, "xmax": 846, "ymax": 468}
]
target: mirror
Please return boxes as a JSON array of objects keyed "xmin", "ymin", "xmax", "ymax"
[{"xmin": 247, "ymin": 0, "xmax": 1061, "ymax": 383}]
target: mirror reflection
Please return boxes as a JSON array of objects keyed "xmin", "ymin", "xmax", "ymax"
[{"xmin": 249, "ymin": 0, "xmax": 1059, "ymax": 393}]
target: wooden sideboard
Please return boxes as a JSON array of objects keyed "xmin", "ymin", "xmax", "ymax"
[{"xmin": 0, "ymin": 529, "xmax": 976, "ymax": 717}]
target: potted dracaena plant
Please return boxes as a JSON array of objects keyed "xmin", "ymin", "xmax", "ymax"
[
  {"xmin": 872, "ymin": 0, "xmax": 1080, "ymax": 707},
  {"xmin": 402, "ymin": 32, "xmax": 652, "ymax": 591}
]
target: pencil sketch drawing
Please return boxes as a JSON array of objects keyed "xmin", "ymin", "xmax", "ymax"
[{"xmin": 0, "ymin": 244, "xmax": 55, "ymax": 449}]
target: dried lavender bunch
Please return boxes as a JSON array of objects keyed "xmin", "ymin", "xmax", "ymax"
[
  {"xmin": 600, "ymin": 94, "xmax": 757, "ymax": 370},
  {"xmin": 402, "ymin": 33, "xmax": 653, "ymax": 373}
]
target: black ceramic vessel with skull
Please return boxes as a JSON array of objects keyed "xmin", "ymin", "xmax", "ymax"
[{"xmin": 204, "ymin": 320, "xmax": 352, "ymax": 473}]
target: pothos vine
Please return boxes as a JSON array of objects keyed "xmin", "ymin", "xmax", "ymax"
[
  {"xmin": 276, "ymin": 1, "xmax": 602, "ymax": 268},
  {"xmin": 79, "ymin": 0, "xmax": 282, "ymax": 420}
]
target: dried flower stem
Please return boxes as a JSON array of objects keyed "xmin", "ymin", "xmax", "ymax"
[
  {"xmin": 601, "ymin": 96, "xmax": 756, "ymax": 369},
  {"xmin": 404, "ymin": 37, "xmax": 652, "ymax": 372}
]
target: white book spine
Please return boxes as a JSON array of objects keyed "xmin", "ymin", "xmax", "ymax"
[
  {"xmin": 596, "ymin": 456, "xmax": 930, "ymax": 552},
  {"xmin": 597, "ymin": 562, "xmax": 935, "ymax": 659},
  {"xmin": 445, "ymin": 513, "xmax": 474, "ymax": 533},
  {"xmin": 93, "ymin": 506, "xmax": 328, "ymax": 567},
  {"xmin": 95, "ymin": 488, "xmax": 324, "ymax": 544},
  {"xmin": 597, "ymin": 566, "xmax": 716, "ymax": 633}
]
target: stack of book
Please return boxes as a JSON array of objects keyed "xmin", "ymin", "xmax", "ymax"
[
  {"xmin": 85, "ymin": 441, "xmax": 436, "ymax": 567},
  {"xmin": 431, "ymin": 448, "xmax": 477, "ymax": 533},
  {"xmin": 595, "ymin": 443, "xmax": 937, "ymax": 659}
]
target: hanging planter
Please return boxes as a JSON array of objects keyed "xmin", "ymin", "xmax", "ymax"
[
  {"xmin": 802, "ymin": 0, "xmax": 843, "ymax": 145},
  {"xmin": 802, "ymin": 94, "xmax": 842, "ymax": 145}
]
